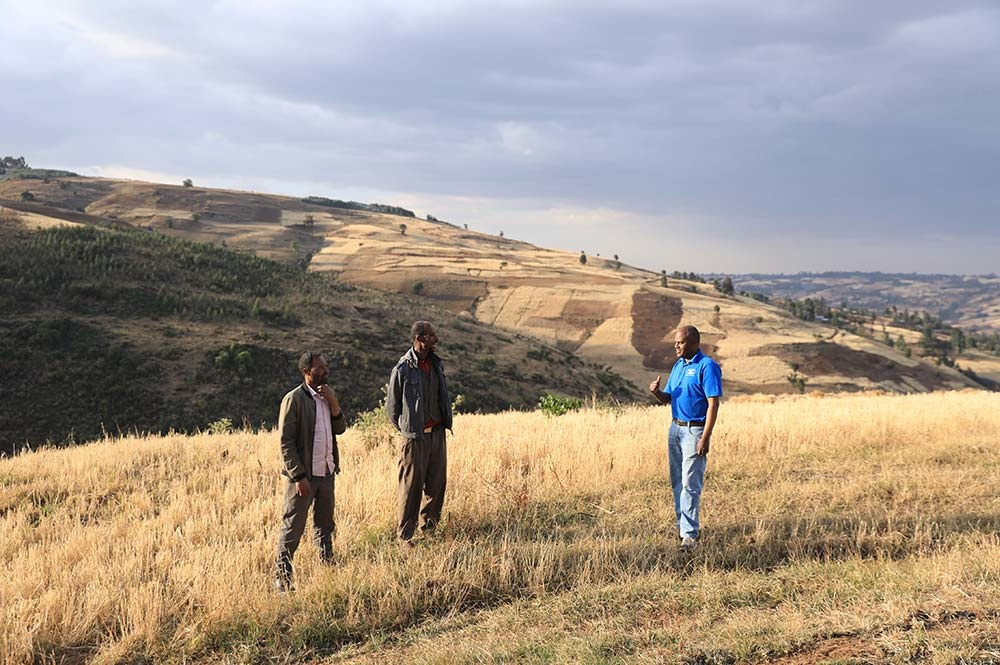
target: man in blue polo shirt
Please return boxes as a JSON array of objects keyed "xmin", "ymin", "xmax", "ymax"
[{"xmin": 649, "ymin": 325, "xmax": 722, "ymax": 551}]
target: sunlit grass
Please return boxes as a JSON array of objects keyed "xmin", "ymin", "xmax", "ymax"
[{"xmin": 2, "ymin": 390, "xmax": 999, "ymax": 663}]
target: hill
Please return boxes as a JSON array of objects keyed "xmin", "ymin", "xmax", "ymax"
[
  {"xmin": 2, "ymin": 392, "xmax": 999, "ymax": 663},
  {"xmin": 731, "ymin": 271, "xmax": 1000, "ymax": 332},
  {"xmin": 0, "ymin": 214, "xmax": 637, "ymax": 454},
  {"xmin": 1, "ymin": 173, "xmax": 990, "ymax": 399}
]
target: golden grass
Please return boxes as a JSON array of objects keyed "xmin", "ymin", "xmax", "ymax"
[{"xmin": 2, "ymin": 391, "xmax": 1000, "ymax": 663}]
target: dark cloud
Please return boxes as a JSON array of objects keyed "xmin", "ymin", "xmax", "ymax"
[{"xmin": 2, "ymin": 1, "xmax": 998, "ymax": 271}]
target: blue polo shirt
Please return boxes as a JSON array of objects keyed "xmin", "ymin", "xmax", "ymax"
[{"xmin": 662, "ymin": 350, "xmax": 722, "ymax": 422}]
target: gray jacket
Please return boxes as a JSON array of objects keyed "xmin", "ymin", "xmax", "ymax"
[
  {"xmin": 386, "ymin": 348, "xmax": 453, "ymax": 438},
  {"xmin": 278, "ymin": 383, "xmax": 346, "ymax": 481}
]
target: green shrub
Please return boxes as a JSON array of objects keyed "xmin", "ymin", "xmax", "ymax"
[
  {"xmin": 538, "ymin": 393, "xmax": 583, "ymax": 417},
  {"xmin": 207, "ymin": 417, "xmax": 234, "ymax": 434},
  {"xmin": 354, "ymin": 405, "xmax": 393, "ymax": 450}
]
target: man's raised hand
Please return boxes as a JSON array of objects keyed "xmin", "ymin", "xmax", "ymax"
[{"xmin": 649, "ymin": 375, "xmax": 661, "ymax": 394}]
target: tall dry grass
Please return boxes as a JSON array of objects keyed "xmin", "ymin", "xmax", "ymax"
[{"xmin": 2, "ymin": 390, "xmax": 1000, "ymax": 663}]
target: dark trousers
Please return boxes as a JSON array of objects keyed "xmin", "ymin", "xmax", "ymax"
[
  {"xmin": 397, "ymin": 429, "xmax": 447, "ymax": 540},
  {"xmin": 275, "ymin": 473, "xmax": 335, "ymax": 582}
]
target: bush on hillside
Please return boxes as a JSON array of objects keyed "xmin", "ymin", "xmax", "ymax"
[{"xmin": 538, "ymin": 393, "xmax": 583, "ymax": 417}]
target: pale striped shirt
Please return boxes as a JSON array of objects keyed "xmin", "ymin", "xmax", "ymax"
[{"xmin": 306, "ymin": 384, "xmax": 335, "ymax": 476}]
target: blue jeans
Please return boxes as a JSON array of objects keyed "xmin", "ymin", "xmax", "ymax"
[{"xmin": 668, "ymin": 422, "xmax": 706, "ymax": 539}]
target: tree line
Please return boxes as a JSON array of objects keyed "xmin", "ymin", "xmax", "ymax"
[{"xmin": 779, "ymin": 296, "xmax": 1000, "ymax": 365}]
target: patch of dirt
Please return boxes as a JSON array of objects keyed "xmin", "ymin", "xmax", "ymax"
[
  {"xmin": 413, "ymin": 278, "xmax": 488, "ymax": 312},
  {"xmin": 723, "ymin": 379, "xmax": 794, "ymax": 396},
  {"xmin": 772, "ymin": 609, "xmax": 1000, "ymax": 664},
  {"xmin": 751, "ymin": 341, "xmax": 955, "ymax": 390},
  {"xmin": 630, "ymin": 289, "xmax": 683, "ymax": 370},
  {"xmin": 556, "ymin": 298, "xmax": 614, "ymax": 328}
]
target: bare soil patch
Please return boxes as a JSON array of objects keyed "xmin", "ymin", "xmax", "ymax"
[
  {"xmin": 630, "ymin": 289, "xmax": 683, "ymax": 369},
  {"xmin": 773, "ymin": 609, "xmax": 1000, "ymax": 664}
]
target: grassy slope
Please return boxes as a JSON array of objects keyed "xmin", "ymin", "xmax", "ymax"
[
  {"xmin": 2, "ymin": 173, "xmax": 984, "ymax": 398},
  {"xmin": 1, "ymin": 391, "xmax": 999, "ymax": 663},
  {"xmin": 0, "ymin": 220, "xmax": 638, "ymax": 453}
]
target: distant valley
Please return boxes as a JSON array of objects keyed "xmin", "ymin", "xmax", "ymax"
[{"xmin": 731, "ymin": 272, "xmax": 1000, "ymax": 332}]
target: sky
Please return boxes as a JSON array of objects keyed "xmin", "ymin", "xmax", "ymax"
[{"xmin": 2, "ymin": 0, "xmax": 999, "ymax": 274}]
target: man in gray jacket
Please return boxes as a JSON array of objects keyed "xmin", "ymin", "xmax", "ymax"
[
  {"xmin": 387, "ymin": 321, "xmax": 453, "ymax": 545},
  {"xmin": 274, "ymin": 351, "xmax": 345, "ymax": 592}
]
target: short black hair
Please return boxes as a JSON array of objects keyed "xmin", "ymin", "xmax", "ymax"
[
  {"xmin": 410, "ymin": 320, "xmax": 433, "ymax": 340},
  {"xmin": 298, "ymin": 351, "xmax": 324, "ymax": 375},
  {"xmin": 678, "ymin": 325, "xmax": 700, "ymax": 345}
]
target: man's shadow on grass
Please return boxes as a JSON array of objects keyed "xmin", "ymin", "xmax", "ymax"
[{"xmin": 441, "ymin": 496, "xmax": 1000, "ymax": 576}]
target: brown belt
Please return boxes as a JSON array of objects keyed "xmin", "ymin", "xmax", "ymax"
[{"xmin": 673, "ymin": 419, "xmax": 705, "ymax": 427}]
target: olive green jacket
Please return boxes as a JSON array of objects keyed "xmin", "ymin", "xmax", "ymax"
[{"xmin": 278, "ymin": 383, "xmax": 346, "ymax": 481}]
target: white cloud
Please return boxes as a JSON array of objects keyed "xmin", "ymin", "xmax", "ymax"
[{"xmin": 891, "ymin": 9, "xmax": 1000, "ymax": 55}]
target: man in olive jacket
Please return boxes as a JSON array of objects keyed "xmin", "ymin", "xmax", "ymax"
[
  {"xmin": 387, "ymin": 321, "xmax": 453, "ymax": 544},
  {"xmin": 274, "ymin": 351, "xmax": 345, "ymax": 592}
]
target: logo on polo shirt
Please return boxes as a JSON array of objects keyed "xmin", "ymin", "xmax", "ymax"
[{"xmin": 685, "ymin": 368, "xmax": 697, "ymax": 377}]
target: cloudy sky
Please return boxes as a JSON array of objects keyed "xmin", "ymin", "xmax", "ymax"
[{"xmin": 2, "ymin": 1, "xmax": 998, "ymax": 274}]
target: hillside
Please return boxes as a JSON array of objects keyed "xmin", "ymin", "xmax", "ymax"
[
  {"xmin": 1, "ymin": 173, "xmax": 989, "ymax": 399},
  {"xmin": 0, "ymin": 214, "xmax": 637, "ymax": 453},
  {"xmin": 731, "ymin": 271, "xmax": 1000, "ymax": 332},
  {"xmin": 2, "ymin": 392, "xmax": 1000, "ymax": 663}
]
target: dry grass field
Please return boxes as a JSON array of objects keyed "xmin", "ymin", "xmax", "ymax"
[{"xmin": 3, "ymin": 390, "xmax": 1000, "ymax": 663}]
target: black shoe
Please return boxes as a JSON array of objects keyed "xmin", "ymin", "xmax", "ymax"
[
  {"xmin": 273, "ymin": 576, "xmax": 294, "ymax": 593},
  {"xmin": 680, "ymin": 537, "xmax": 699, "ymax": 552},
  {"xmin": 274, "ymin": 556, "xmax": 295, "ymax": 593}
]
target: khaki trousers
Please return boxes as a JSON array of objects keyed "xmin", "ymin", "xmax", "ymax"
[
  {"xmin": 275, "ymin": 473, "xmax": 335, "ymax": 582},
  {"xmin": 397, "ymin": 429, "xmax": 447, "ymax": 540}
]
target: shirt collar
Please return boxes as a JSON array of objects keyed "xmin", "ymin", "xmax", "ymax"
[
  {"xmin": 305, "ymin": 383, "xmax": 320, "ymax": 397},
  {"xmin": 682, "ymin": 350, "xmax": 704, "ymax": 365}
]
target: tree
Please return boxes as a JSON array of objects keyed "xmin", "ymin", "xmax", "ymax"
[
  {"xmin": 787, "ymin": 369, "xmax": 807, "ymax": 393},
  {"xmin": 19, "ymin": 191, "xmax": 35, "ymax": 201},
  {"xmin": 952, "ymin": 328, "xmax": 966, "ymax": 354},
  {"xmin": 182, "ymin": 179, "xmax": 193, "ymax": 187},
  {"xmin": 660, "ymin": 270, "xmax": 668, "ymax": 288},
  {"xmin": 399, "ymin": 223, "xmax": 407, "ymax": 236},
  {"xmin": 579, "ymin": 251, "xmax": 587, "ymax": 265},
  {"xmin": 895, "ymin": 335, "xmax": 912, "ymax": 358},
  {"xmin": 613, "ymin": 254, "xmax": 621, "ymax": 269},
  {"xmin": 499, "ymin": 230, "xmax": 504, "ymax": 238}
]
